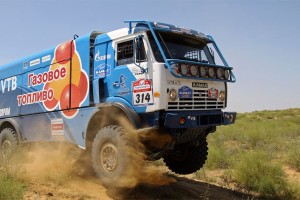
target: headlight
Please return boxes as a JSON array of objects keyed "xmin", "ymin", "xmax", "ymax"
[
  {"xmin": 219, "ymin": 91, "xmax": 226, "ymax": 101},
  {"xmin": 216, "ymin": 68, "xmax": 224, "ymax": 79},
  {"xmin": 172, "ymin": 64, "xmax": 180, "ymax": 74},
  {"xmin": 190, "ymin": 65, "xmax": 198, "ymax": 76},
  {"xmin": 224, "ymin": 70, "xmax": 230, "ymax": 80},
  {"xmin": 200, "ymin": 66, "xmax": 207, "ymax": 77},
  {"xmin": 169, "ymin": 88, "xmax": 177, "ymax": 101},
  {"xmin": 208, "ymin": 67, "xmax": 215, "ymax": 78},
  {"xmin": 180, "ymin": 64, "xmax": 188, "ymax": 76}
]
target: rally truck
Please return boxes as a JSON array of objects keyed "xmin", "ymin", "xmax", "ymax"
[{"xmin": 0, "ymin": 20, "xmax": 236, "ymax": 186}]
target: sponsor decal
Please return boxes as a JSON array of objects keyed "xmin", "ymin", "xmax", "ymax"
[
  {"xmin": 49, "ymin": 41, "xmax": 88, "ymax": 119},
  {"xmin": 51, "ymin": 118, "xmax": 64, "ymax": 136},
  {"xmin": 94, "ymin": 50, "xmax": 101, "ymax": 61},
  {"xmin": 23, "ymin": 61, "xmax": 28, "ymax": 69},
  {"xmin": 131, "ymin": 68, "xmax": 145, "ymax": 75},
  {"xmin": 132, "ymin": 78, "xmax": 154, "ymax": 106},
  {"xmin": 17, "ymin": 89, "xmax": 54, "ymax": 106},
  {"xmin": 208, "ymin": 88, "xmax": 218, "ymax": 99},
  {"xmin": 192, "ymin": 82, "xmax": 208, "ymax": 88},
  {"xmin": 94, "ymin": 64, "xmax": 111, "ymax": 78},
  {"xmin": 29, "ymin": 40, "xmax": 88, "ymax": 119},
  {"xmin": 42, "ymin": 55, "xmax": 51, "ymax": 63},
  {"xmin": 118, "ymin": 90, "xmax": 130, "ymax": 96},
  {"xmin": 18, "ymin": 67, "xmax": 66, "ymax": 106},
  {"xmin": 29, "ymin": 58, "xmax": 40, "ymax": 67},
  {"xmin": 178, "ymin": 86, "xmax": 193, "ymax": 98},
  {"xmin": 0, "ymin": 107, "xmax": 10, "ymax": 117},
  {"xmin": 117, "ymin": 75, "xmax": 129, "ymax": 96},
  {"xmin": 94, "ymin": 50, "xmax": 111, "ymax": 62},
  {"xmin": 27, "ymin": 67, "xmax": 66, "ymax": 87},
  {"xmin": 120, "ymin": 74, "xmax": 127, "ymax": 88},
  {"xmin": 1, "ymin": 76, "xmax": 17, "ymax": 93},
  {"xmin": 168, "ymin": 80, "xmax": 181, "ymax": 85}
]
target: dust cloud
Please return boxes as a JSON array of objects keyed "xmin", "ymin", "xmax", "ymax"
[
  {"xmin": 17, "ymin": 143, "xmax": 80, "ymax": 180},
  {"xmin": 8, "ymin": 108, "xmax": 175, "ymax": 199},
  {"xmin": 115, "ymin": 116, "xmax": 175, "ymax": 188}
]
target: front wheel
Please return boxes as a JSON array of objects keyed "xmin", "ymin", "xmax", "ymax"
[
  {"xmin": 0, "ymin": 128, "xmax": 18, "ymax": 162},
  {"xmin": 91, "ymin": 125, "xmax": 143, "ymax": 188},
  {"xmin": 163, "ymin": 139, "xmax": 208, "ymax": 174}
]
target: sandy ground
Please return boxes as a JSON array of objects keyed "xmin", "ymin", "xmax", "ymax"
[
  {"xmin": 13, "ymin": 142, "xmax": 254, "ymax": 200},
  {"xmin": 22, "ymin": 173, "xmax": 250, "ymax": 200}
]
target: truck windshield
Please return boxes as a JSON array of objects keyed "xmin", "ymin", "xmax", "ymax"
[{"xmin": 147, "ymin": 31, "xmax": 221, "ymax": 65}]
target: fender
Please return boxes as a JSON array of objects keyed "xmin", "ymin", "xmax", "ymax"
[
  {"xmin": 83, "ymin": 101, "xmax": 141, "ymax": 149},
  {"xmin": 97, "ymin": 101, "xmax": 141, "ymax": 129}
]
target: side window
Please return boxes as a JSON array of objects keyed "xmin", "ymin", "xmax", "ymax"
[
  {"xmin": 117, "ymin": 40, "xmax": 134, "ymax": 66},
  {"xmin": 117, "ymin": 39, "xmax": 147, "ymax": 66}
]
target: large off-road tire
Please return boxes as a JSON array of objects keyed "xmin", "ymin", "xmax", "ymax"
[
  {"xmin": 0, "ymin": 128, "xmax": 18, "ymax": 162},
  {"xmin": 91, "ymin": 125, "xmax": 143, "ymax": 188},
  {"xmin": 163, "ymin": 139, "xmax": 208, "ymax": 174}
]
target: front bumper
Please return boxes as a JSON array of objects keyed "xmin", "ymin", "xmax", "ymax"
[{"xmin": 163, "ymin": 110, "xmax": 236, "ymax": 128}]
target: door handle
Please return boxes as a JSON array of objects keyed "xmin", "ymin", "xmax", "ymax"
[{"xmin": 113, "ymin": 81, "xmax": 120, "ymax": 88}]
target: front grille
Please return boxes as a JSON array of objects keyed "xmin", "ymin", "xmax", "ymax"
[{"xmin": 167, "ymin": 89, "xmax": 225, "ymax": 110}]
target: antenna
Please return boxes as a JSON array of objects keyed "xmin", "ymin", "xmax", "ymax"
[{"xmin": 73, "ymin": 34, "xmax": 79, "ymax": 39}]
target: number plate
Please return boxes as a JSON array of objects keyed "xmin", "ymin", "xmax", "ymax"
[{"xmin": 132, "ymin": 79, "xmax": 154, "ymax": 106}]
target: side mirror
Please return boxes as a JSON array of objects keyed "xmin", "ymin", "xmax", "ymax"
[
  {"xmin": 134, "ymin": 35, "xmax": 147, "ymax": 64},
  {"xmin": 209, "ymin": 47, "xmax": 215, "ymax": 62}
]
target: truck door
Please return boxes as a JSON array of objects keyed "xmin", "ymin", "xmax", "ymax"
[
  {"xmin": 93, "ymin": 41, "xmax": 110, "ymax": 104},
  {"xmin": 109, "ymin": 36, "xmax": 154, "ymax": 111}
]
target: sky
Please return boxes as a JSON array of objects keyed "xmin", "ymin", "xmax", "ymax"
[{"xmin": 0, "ymin": 0, "xmax": 299, "ymax": 113}]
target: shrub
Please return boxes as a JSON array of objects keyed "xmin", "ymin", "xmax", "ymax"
[
  {"xmin": 205, "ymin": 145, "xmax": 230, "ymax": 169},
  {"xmin": 193, "ymin": 168, "xmax": 207, "ymax": 180},
  {"xmin": 286, "ymin": 146, "xmax": 300, "ymax": 172},
  {"xmin": 233, "ymin": 151, "xmax": 295, "ymax": 199},
  {"xmin": 0, "ymin": 162, "xmax": 26, "ymax": 200},
  {"xmin": 194, "ymin": 109, "xmax": 300, "ymax": 199}
]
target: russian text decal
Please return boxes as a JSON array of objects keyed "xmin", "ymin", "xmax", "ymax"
[
  {"xmin": 42, "ymin": 41, "xmax": 89, "ymax": 119},
  {"xmin": 15, "ymin": 40, "xmax": 89, "ymax": 119},
  {"xmin": 51, "ymin": 118, "xmax": 64, "ymax": 136}
]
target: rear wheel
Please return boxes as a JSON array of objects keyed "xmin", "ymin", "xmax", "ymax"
[
  {"xmin": 163, "ymin": 139, "xmax": 208, "ymax": 174},
  {"xmin": 0, "ymin": 128, "xmax": 18, "ymax": 162},
  {"xmin": 91, "ymin": 125, "xmax": 142, "ymax": 188}
]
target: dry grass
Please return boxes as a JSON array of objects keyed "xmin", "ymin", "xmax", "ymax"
[
  {"xmin": 0, "ymin": 160, "xmax": 27, "ymax": 200},
  {"xmin": 194, "ymin": 108, "xmax": 300, "ymax": 199}
]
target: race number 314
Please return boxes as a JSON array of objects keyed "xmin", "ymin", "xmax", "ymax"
[{"xmin": 132, "ymin": 79, "xmax": 154, "ymax": 106}]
